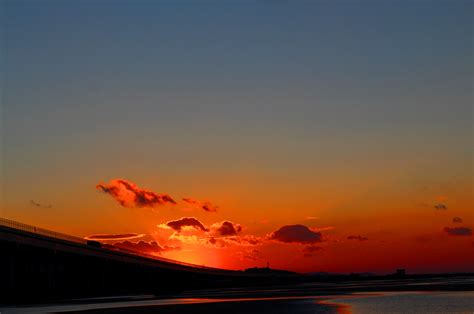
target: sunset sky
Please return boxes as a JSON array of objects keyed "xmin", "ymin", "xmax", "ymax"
[{"xmin": 1, "ymin": 1, "xmax": 473, "ymax": 274}]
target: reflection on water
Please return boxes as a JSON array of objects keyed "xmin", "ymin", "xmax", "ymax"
[
  {"xmin": 1, "ymin": 296, "xmax": 340, "ymax": 313},
  {"xmin": 2, "ymin": 279, "xmax": 474, "ymax": 313},
  {"xmin": 323, "ymin": 291, "xmax": 474, "ymax": 314},
  {"xmin": 2, "ymin": 291, "xmax": 474, "ymax": 314}
]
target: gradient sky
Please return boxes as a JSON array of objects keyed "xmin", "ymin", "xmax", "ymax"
[{"xmin": 1, "ymin": 0, "xmax": 473, "ymax": 273}]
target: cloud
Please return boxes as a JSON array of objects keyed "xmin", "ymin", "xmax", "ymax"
[
  {"xmin": 311, "ymin": 226, "xmax": 335, "ymax": 232},
  {"xmin": 182, "ymin": 198, "xmax": 218, "ymax": 212},
  {"xmin": 30, "ymin": 200, "xmax": 52, "ymax": 208},
  {"xmin": 211, "ymin": 221, "xmax": 242, "ymax": 236},
  {"xmin": 203, "ymin": 233, "xmax": 262, "ymax": 248},
  {"xmin": 452, "ymin": 217, "xmax": 463, "ymax": 224},
  {"xmin": 443, "ymin": 227, "xmax": 472, "ymax": 236},
  {"xmin": 96, "ymin": 179, "xmax": 176, "ymax": 208},
  {"xmin": 160, "ymin": 218, "xmax": 259, "ymax": 248},
  {"xmin": 161, "ymin": 217, "xmax": 208, "ymax": 232},
  {"xmin": 434, "ymin": 203, "xmax": 448, "ymax": 210},
  {"xmin": 347, "ymin": 235, "xmax": 368, "ymax": 241},
  {"xmin": 303, "ymin": 245, "xmax": 323, "ymax": 257},
  {"xmin": 239, "ymin": 235, "xmax": 261, "ymax": 246},
  {"xmin": 239, "ymin": 249, "xmax": 260, "ymax": 261},
  {"xmin": 170, "ymin": 233, "xmax": 209, "ymax": 246},
  {"xmin": 303, "ymin": 245, "xmax": 323, "ymax": 253},
  {"xmin": 220, "ymin": 235, "xmax": 262, "ymax": 247},
  {"xmin": 204, "ymin": 236, "xmax": 232, "ymax": 248},
  {"xmin": 269, "ymin": 224, "xmax": 322, "ymax": 244},
  {"xmin": 113, "ymin": 240, "xmax": 179, "ymax": 255},
  {"xmin": 305, "ymin": 216, "xmax": 320, "ymax": 220},
  {"xmin": 84, "ymin": 233, "xmax": 145, "ymax": 241}
]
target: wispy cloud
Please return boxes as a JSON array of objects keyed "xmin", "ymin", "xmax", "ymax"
[
  {"xmin": 215, "ymin": 235, "xmax": 262, "ymax": 247},
  {"xmin": 434, "ymin": 203, "xmax": 448, "ymax": 210},
  {"xmin": 443, "ymin": 226, "xmax": 472, "ymax": 236},
  {"xmin": 96, "ymin": 179, "xmax": 176, "ymax": 208},
  {"xmin": 303, "ymin": 245, "xmax": 323, "ymax": 257},
  {"xmin": 30, "ymin": 200, "xmax": 52, "ymax": 208},
  {"xmin": 182, "ymin": 198, "xmax": 218, "ymax": 212},
  {"xmin": 347, "ymin": 235, "xmax": 368, "ymax": 241},
  {"xmin": 84, "ymin": 233, "xmax": 145, "ymax": 241},
  {"xmin": 452, "ymin": 217, "xmax": 463, "ymax": 224},
  {"xmin": 311, "ymin": 226, "xmax": 335, "ymax": 232},
  {"xmin": 239, "ymin": 249, "xmax": 261, "ymax": 261}
]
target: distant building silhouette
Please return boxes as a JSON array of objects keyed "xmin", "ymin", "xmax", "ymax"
[{"xmin": 396, "ymin": 269, "xmax": 406, "ymax": 277}]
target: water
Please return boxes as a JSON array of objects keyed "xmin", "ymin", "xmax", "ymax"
[
  {"xmin": 324, "ymin": 291, "xmax": 474, "ymax": 314},
  {"xmin": 2, "ymin": 279, "xmax": 473, "ymax": 313}
]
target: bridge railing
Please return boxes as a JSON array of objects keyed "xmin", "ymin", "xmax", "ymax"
[
  {"xmin": 0, "ymin": 217, "xmax": 233, "ymax": 273},
  {"xmin": 0, "ymin": 217, "xmax": 87, "ymax": 245}
]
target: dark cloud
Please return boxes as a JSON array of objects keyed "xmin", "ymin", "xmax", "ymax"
[
  {"xmin": 347, "ymin": 235, "xmax": 368, "ymax": 241},
  {"xmin": 213, "ymin": 221, "xmax": 242, "ymax": 236},
  {"xmin": 434, "ymin": 203, "xmax": 447, "ymax": 210},
  {"xmin": 452, "ymin": 217, "xmax": 463, "ymax": 224},
  {"xmin": 113, "ymin": 240, "xmax": 179, "ymax": 255},
  {"xmin": 182, "ymin": 198, "xmax": 218, "ymax": 212},
  {"xmin": 165, "ymin": 217, "xmax": 209, "ymax": 232},
  {"xmin": 30, "ymin": 200, "xmax": 52, "ymax": 208},
  {"xmin": 443, "ymin": 227, "xmax": 472, "ymax": 236},
  {"xmin": 96, "ymin": 179, "xmax": 176, "ymax": 208},
  {"xmin": 270, "ymin": 224, "xmax": 322, "ymax": 244},
  {"xmin": 84, "ymin": 233, "xmax": 145, "ymax": 241}
]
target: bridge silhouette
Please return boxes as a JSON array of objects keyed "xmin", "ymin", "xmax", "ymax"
[{"xmin": 0, "ymin": 218, "xmax": 299, "ymax": 303}]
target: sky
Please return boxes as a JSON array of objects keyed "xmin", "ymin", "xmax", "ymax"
[{"xmin": 1, "ymin": 0, "xmax": 473, "ymax": 274}]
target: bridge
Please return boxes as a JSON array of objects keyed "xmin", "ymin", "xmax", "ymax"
[{"xmin": 0, "ymin": 218, "xmax": 300, "ymax": 303}]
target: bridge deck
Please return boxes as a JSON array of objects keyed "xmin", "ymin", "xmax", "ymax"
[
  {"xmin": 0, "ymin": 218, "xmax": 239, "ymax": 275},
  {"xmin": 0, "ymin": 218, "xmax": 299, "ymax": 303}
]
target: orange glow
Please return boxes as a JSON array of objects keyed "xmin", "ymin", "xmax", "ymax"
[{"xmin": 5, "ymin": 165, "xmax": 473, "ymax": 274}]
